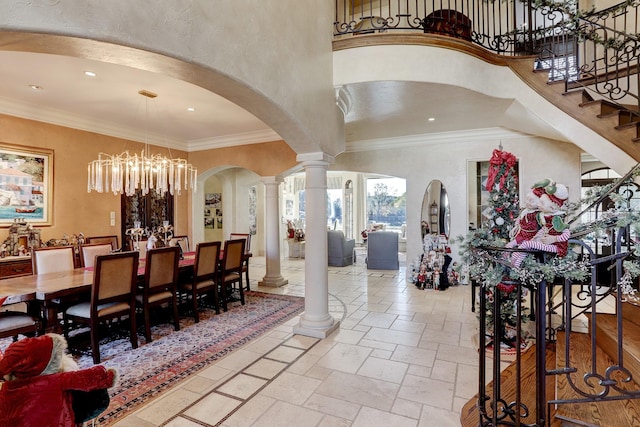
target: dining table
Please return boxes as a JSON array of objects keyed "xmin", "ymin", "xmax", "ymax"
[{"xmin": 0, "ymin": 251, "xmax": 197, "ymax": 332}]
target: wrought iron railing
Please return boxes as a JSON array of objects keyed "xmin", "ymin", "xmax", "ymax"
[
  {"xmin": 475, "ymin": 237, "xmax": 640, "ymax": 425},
  {"xmin": 475, "ymin": 211, "xmax": 640, "ymax": 425},
  {"xmin": 334, "ymin": 0, "xmax": 534, "ymax": 54}
]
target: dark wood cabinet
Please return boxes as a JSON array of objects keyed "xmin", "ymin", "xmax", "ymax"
[
  {"xmin": 121, "ymin": 190, "xmax": 173, "ymax": 249},
  {"xmin": 0, "ymin": 257, "xmax": 33, "ymax": 279}
]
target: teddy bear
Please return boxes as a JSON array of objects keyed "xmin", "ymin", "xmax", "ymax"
[{"xmin": 0, "ymin": 333, "xmax": 118, "ymax": 427}]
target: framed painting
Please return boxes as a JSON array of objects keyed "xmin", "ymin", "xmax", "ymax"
[
  {"xmin": 205, "ymin": 193, "xmax": 221, "ymax": 208},
  {"xmin": 0, "ymin": 143, "xmax": 53, "ymax": 226}
]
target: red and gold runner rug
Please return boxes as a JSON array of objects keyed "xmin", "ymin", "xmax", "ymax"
[{"xmin": 74, "ymin": 291, "xmax": 304, "ymax": 425}]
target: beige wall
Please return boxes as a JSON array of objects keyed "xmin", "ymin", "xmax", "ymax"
[
  {"xmin": 0, "ymin": 114, "xmax": 183, "ymax": 244},
  {"xmin": 0, "ymin": 114, "xmax": 298, "ymax": 248}
]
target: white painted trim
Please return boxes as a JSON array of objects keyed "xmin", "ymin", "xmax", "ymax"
[
  {"xmin": 187, "ymin": 129, "xmax": 282, "ymax": 151},
  {"xmin": 0, "ymin": 96, "xmax": 281, "ymax": 152},
  {"xmin": 345, "ymin": 127, "xmax": 532, "ymax": 152}
]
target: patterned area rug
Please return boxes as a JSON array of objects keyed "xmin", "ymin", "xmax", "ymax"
[{"xmin": 51, "ymin": 291, "xmax": 302, "ymax": 425}]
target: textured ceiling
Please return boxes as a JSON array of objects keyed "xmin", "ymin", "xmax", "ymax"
[{"xmin": 0, "ymin": 51, "xmax": 567, "ymax": 152}]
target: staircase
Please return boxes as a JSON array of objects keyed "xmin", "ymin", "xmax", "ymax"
[{"xmin": 507, "ymin": 57, "xmax": 640, "ymax": 163}]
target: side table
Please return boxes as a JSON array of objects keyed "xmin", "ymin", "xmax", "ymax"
[{"xmin": 287, "ymin": 239, "xmax": 305, "ymax": 259}]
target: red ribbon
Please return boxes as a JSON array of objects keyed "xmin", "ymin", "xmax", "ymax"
[
  {"xmin": 485, "ymin": 149, "xmax": 517, "ymax": 191},
  {"xmin": 496, "ymin": 282, "xmax": 516, "ymax": 294}
]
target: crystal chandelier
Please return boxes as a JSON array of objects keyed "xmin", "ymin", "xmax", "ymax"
[{"xmin": 87, "ymin": 90, "xmax": 197, "ymax": 197}]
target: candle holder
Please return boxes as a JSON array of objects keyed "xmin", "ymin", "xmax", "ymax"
[
  {"xmin": 156, "ymin": 223, "xmax": 173, "ymax": 247},
  {"xmin": 125, "ymin": 222, "xmax": 147, "ymax": 251}
]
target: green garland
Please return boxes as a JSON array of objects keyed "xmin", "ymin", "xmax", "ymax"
[{"xmin": 456, "ymin": 159, "xmax": 640, "ymax": 332}]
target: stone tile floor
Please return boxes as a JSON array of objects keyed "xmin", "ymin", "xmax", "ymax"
[{"xmin": 112, "ymin": 254, "xmax": 480, "ymax": 427}]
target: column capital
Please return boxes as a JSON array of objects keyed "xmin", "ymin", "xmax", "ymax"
[
  {"xmin": 296, "ymin": 152, "xmax": 335, "ymax": 164},
  {"xmin": 260, "ymin": 176, "xmax": 284, "ymax": 185}
]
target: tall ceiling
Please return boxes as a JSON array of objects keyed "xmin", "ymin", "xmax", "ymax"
[{"xmin": 0, "ymin": 50, "xmax": 568, "ymax": 152}]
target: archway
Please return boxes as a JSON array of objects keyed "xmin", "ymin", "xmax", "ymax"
[{"xmin": 193, "ymin": 166, "xmax": 262, "ymax": 253}]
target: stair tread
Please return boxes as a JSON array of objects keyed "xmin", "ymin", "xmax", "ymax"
[
  {"xmin": 588, "ymin": 310, "xmax": 640, "ymax": 381},
  {"xmin": 622, "ymin": 301, "xmax": 640, "ymax": 328},
  {"xmin": 592, "ymin": 310, "xmax": 640, "ymax": 350},
  {"xmin": 615, "ymin": 122, "xmax": 640, "ymax": 130},
  {"xmin": 555, "ymin": 331, "xmax": 640, "ymax": 427}
]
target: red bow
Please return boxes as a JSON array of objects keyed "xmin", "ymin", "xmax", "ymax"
[{"xmin": 485, "ymin": 149, "xmax": 517, "ymax": 191}]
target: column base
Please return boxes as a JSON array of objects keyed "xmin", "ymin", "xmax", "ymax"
[
  {"xmin": 293, "ymin": 316, "xmax": 340, "ymax": 339},
  {"xmin": 258, "ymin": 276, "xmax": 288, "ymax": 287}
]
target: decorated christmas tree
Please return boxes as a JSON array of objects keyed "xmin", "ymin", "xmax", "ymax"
[
  {"xmin": 482, "ymin": 149, "xmax": 520, "ymax": 241},
  {"xmin": 474, "ymin": 149, "xmax": 525, "ymax": 346}
]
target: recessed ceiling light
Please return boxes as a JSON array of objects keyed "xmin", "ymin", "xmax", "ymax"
[
  {"xmin": 428, "ymin": 117, "xmax": 435, "ymax": 121},
  {"xmin": 84, "ymin": 71, "xmax": 97, "ymax": 77},
  {"xmin": 187, "ymin": 107, "xmax": 195, "ymax": 112},
  {"xmin": 28, "ymin": 85, "xmax": 43, "ymax": 90}
]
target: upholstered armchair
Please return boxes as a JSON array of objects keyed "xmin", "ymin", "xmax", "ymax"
[
  {"xmin": 365, "ymin": 231, "xmax": 399, "ymax": 270},
  {"xmin": 327, "ymin": 230, "xmax": 355, "ymax": 267}
]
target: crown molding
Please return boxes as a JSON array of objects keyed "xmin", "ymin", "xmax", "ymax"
[
  {"xmin": 187, "ymin": 129, "xmax": 282, "ymax": 151},
  {"xmin": 0, "ymin": 96, "xmax": 282, "ymax": 152},
  {"xmin": 0, "ymin": 96, "xmax": 190, "ymax": 151},
  {"xmin": 345, "ymin": 127, "xmax": 535, "ymax": 152}
]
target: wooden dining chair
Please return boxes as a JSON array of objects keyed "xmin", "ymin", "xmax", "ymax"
[
  {"xmin": 32, "ymin": 246, "xmax": 76, "ymax": 274},
  {"xmin": 129, "ymin": 237, "xmax": 149, "ymax": 260},
  {"xmin": 63, "ymin": 251, "xmax": 140, "ymax": 364},
  {"xmin": 229, "ymin": 233, "xmax": 251, "ymax": 291},
  {"xmin": 220, "ymin": 238, "xmax": 246, "ymax": 312},
  {"xmin": 170, "ymin": 235, "xmax": 190, "ymax": 254},
  {"xmin": 180, "ymin": 241, "xmax": 221, "ymax": 322},
  {"xmin": 85, "ymin": 235, "xmax": 120, "ymax": 251},
  {"xmin": 136, "ymin": 246, "xmax": 180, "ymax": 342},
  {"xmin": 0, "ymin": 298, "xmax": 40, "ymax": 342},
  {"xmin": 79, "ymin": 243, "xmax": 113, "ymax": 268},
  {"xmin": 32, "ymin": 246, "xmax": 79, "ymax": 331}
]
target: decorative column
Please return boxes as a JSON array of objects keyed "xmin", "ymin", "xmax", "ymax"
[
  {"xmin": 258, "ymin": 176, "xmax": 288, "ymax": 288},
  {"xmin": 293, "ymin": 153, "xmax": 340, "ymax": 338}
]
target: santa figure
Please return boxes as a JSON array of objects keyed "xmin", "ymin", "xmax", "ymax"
[{"xmin": 0, "ymin": 334, "xmax": 117, "ymax": 427}]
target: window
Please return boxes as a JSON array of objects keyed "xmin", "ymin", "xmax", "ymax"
[{"xmin": 366, "ymin": 176, "xmax": 406, "ymax": 233}]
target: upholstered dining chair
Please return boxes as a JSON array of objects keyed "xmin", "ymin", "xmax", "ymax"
[
  {"xmin": 0, "ymin": 297, "xmax": 40, "ymax": 342},
  {"xmin": 32, "ymin": 246, "xmax": 76, "ymax": 274},
  {"xmin": 84, "ymin": 235, "xmax": 120, "ymax": 252},
  {"xmin": 170, "ymin": 235, "xmax": 190, "ymax": 254},
  {"xmin": 229, "ymin": 233, "xmax": 251, "ymax": 290},
  {"xmin": 63, "ymin": 251, "xmax": 140, "ymax": 364},
  {"xmin": 129, "ymin": 237, "xmax": 149, "ymax": 260},
  {"xmin": 79, "ymin": 243, "xmax": 113, "ymax": 268},
  {"xmin": 136, "ymin": 246, "xmax": 180, "ymax": 342},
  {"xmin": 180, "ymin": 241, "xmax": 221, "ymax": 322},
  {"xmin": 32, "ymin": 246, "xmax": 78, "ymax": 331},
  {"xmin": 220, "ymin": 238, "xmax": 246, "ymax": 312}
]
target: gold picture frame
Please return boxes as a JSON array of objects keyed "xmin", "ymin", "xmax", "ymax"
[{"xmin": 0, "ymin": 143, "xmax": 53, "ymax": 226}]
